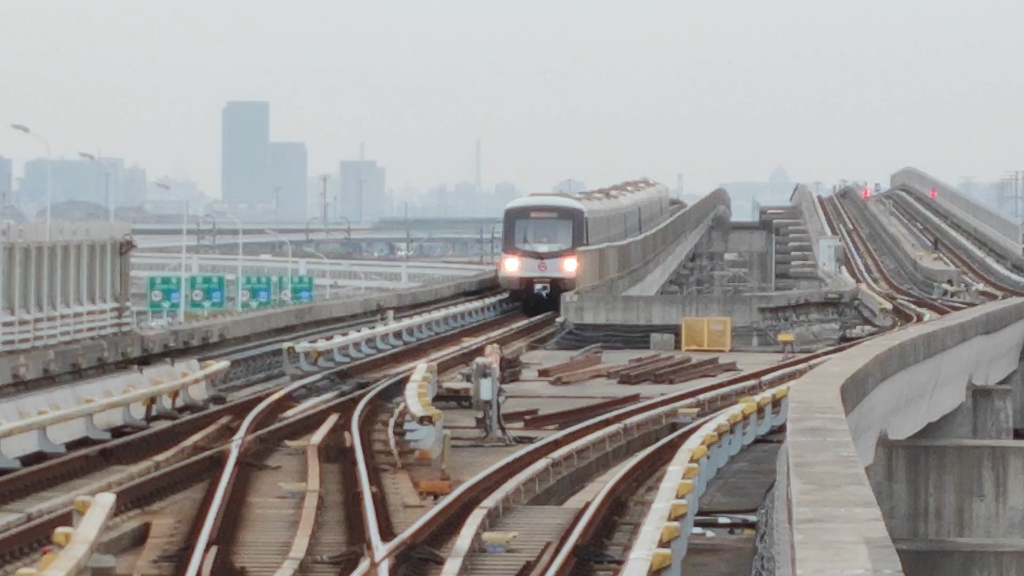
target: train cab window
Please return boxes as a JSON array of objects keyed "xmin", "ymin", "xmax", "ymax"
[{"xmin": 513, "ymin": 217, "xmax": 574, "ymax": 252}]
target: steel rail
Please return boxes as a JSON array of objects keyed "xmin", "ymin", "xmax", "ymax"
[
  {"xmin": 360, "ymin": 339, "xmax": 862, "ymax": 576},
  {"xmin": 890, "ymin": 194, "xmax": 1024, "ymax": 297},
  {"xmin": 832, "ymin": 191, "xmax": 962, "ymax": 313},
  {"xmin": 541, "ymin": 415, "xmax": 711, "ymax": 575},
  {"xmin": 353, "ymin": 313, "xmax": 557, "ymax": 568}
]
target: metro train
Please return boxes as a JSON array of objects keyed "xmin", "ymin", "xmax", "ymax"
[{"xmin": 497, "ymin": 179, "xmax": 674, "ymax": 311}]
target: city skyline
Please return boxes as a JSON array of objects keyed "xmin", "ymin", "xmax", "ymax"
[{"xmin": 3, "ymin": 2, "xmax": 1024, "ymax": 200}]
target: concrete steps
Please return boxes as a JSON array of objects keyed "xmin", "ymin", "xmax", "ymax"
[{"xmin": 762, "ymin": 207, "xmax": 819, "ymax": 285}]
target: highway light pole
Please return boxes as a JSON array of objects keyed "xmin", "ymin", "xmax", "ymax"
[
  {"xmin": 218, "ymin": 213, "xmax": 244, "ymax": 311},
  {"xmin": 265, "ymin": 229, "xmax": 293, "ymax": 302},
  {"xmin": 11, "ymin": 124, "xmax": 51, "ymax": 238},
  {"xmin": 157, "ymin": 182, "xmax": 187, "ymax": 323},
  {"xmin": 78, "ymin": 152, "xmax": 113, "ymax": 221}
]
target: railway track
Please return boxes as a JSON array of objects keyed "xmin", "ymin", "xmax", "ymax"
[
  {"xmin": 0, "ymin": 292, "xmax": 522, "ymax": 575},
  {"xmin": 888, "ymin": 194, "xmax": 1024, "ymax": 298},
  {"xmin": 818, "ymin": 194, "xmax": 951, "ymax": 321},
  {"xmin": 14, "ymin": 189, "xmax": 1016, "ymax": 576},
  {"xmin": 330, "ymin": 338, "xmax": 858, "ymax": 576},
  {"xmin": 1, "ymin": 289, "xmax": 500, "ymax": 400},
  {"xmin": 178, "ymin": 310, "xmax": 556, "ymax": 576}
]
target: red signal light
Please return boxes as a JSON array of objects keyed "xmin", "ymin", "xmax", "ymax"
[
  {"xmin": 862, "ymin": 188, "xmax": 871, "ymax": 199},
  {"xmin": 929, "ymin": 188, "xmax": 938, "ymax": 198}
]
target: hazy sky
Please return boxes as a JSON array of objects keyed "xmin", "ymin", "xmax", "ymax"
[{"xmin": 2, "ymin": 1, "xmax": 1023, "ymax": 197}]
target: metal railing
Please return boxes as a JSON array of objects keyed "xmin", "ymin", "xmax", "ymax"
[{"xmin": 282, "ymin": 295, "xmax": 511, "ymax": 376}]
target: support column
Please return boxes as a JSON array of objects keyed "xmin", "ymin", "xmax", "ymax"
[{"xmin": 973, "ymin": 385, "xmax": 1014, "ymax": 439}]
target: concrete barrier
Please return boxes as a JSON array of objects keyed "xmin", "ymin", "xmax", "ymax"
[
  {"xmin": 891, "ymin": 191, "xmax": 1024, "ymax": 292},
  {"xmin": 574, "ymin": 189, "xmax": 731, "ymax": 294},
  {"xmin": 0, "ymin": 273, "xmax": 498, "ymax": 387},
  {"xmin": 562, "ymin": 287, "xmax": 856, "ymax": 326},
  {"xmin": 891, "ymin": 168, "xmax": 1024, "ymax": 274},
  {"xmin": 786, "ymin": 297, "xmax": 1024, "ymax": 575}
]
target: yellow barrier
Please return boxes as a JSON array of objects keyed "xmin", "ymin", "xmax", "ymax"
[{"xmin": 681, "ymin": 317, "xmax": 732, "ymax": 352}]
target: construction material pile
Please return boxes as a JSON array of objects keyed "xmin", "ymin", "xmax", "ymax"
[{"xmin": 538, "ymin": 352, "xmax": 739, "ymax": 386}]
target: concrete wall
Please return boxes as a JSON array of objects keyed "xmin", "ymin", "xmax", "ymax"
[
  {"xmin": 0, "ymin": 272, "xmax": 498, "ymax": 385},
  {"xmin": 891, "ymin": 167, "xmax": 1020, "ymax": 248},
  {"xmin": 871, "ymin": 440, "xmax": 1024, "ymax": 540},
  {"xmin": 562, "ymin": 287, "xmax": 854, "ymax": 326},
  {"xmin": 789, "ymin": 184, "xmax": 830, "ymax": 263},
  {"xmin": 726, "ymin": 224, "xmax": 773, "ymax": 288},
  {"xmin": 785, "ymin": 297, "xmax": 1024, "ymax": 575}
]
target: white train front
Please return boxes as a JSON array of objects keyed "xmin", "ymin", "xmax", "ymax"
[{"xmin": 497, "ymin": 178, "xmax": 674, "ymax": 308}]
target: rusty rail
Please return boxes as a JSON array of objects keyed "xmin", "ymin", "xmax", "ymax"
[
  {"xmin": 361, "ymin": 338, "xmax": 861, "ymax": 576},
  {"xmin": 274, "ymin": 413, "xmax": 341, "ymax": 576},
  {"xmin": 352, "ymin": 313, "xmax": 557, "ymax": 571}
]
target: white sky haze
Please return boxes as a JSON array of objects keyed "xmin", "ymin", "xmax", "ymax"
[{"xmin": 2, "ymin": 0, "xmax": 1022, "ymax": 195}]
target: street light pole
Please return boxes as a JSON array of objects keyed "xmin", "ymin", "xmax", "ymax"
[
  {"xmin": 219, "ymin": 213, "xmax": 244, "ymax": 311},
  {"xmin": 78, "ymin": 152, "xmax": 113, "ymax": 221},
  {"xmin": 274, "ymin": 186, "xmax": 281, "ymax": 225},
  {"xmin": 156, "ymin": 182, "xmax": 186, "ymax": 322},
  {"xmin": 11, "ymin": 124, "xmax": 51, "ymax": 238},
  {"xmin": 265, "ymin": 229, "xmax": 293, "ymax": 302},
  {"xmin": 311, "ymin": 251, "xmax": 331, "ymax": 299}
]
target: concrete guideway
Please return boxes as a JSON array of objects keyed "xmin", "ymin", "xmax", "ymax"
[
  {"xmin": 786, "ymin": 297, "xmax": 1024, "ymax": 575},
  {"xmin": 0, "ymin": 272, "xmax": 498, "ymax": 388},
  {"xmin": 892, "ymin": 167, "xmax": 1024, "ymax": 267},
  {"xmin": 573, "ymin": 188, "xmax": 732, "ymax": 296}
]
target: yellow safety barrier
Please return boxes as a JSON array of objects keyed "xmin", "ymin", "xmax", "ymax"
[{"xmin": 680, "ymin": 317, "xmax": 732, "ymax": 352}]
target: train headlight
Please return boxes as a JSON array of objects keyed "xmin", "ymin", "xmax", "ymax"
[
  {"xmin": 502, "ymin": 255, "xmax": 521, "ymax": 273},
  {"xmin": 561, "ymin": 255, "xmax": 578, "ymax": 274}
]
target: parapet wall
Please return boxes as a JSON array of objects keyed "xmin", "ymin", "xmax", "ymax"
[
  {"xmin": 785, "ymin": 298, "xmax": 1024, "ymax": 574},
  {"xmin": 0, "ymin": 273, "xmax": 498, "ymax": 386},
  {"xmin": 892, "ymin": 167, "xmax": 1022, "ymax": 258},
  {"xmin": 574, "ymin": 188, "xmax": 731, "ymax": 294}
]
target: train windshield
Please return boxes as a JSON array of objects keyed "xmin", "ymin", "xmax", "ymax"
[{"xmin": 512, "ymin": 217, "xmax": 574, "ymax": 252}]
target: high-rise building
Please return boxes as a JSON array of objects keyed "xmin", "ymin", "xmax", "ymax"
[
  {"xmin": 0, "ymin": 156, "xmax": 12, "ymax": 205},
  {"xmin": 221, "ymin": 101, "xmax": 270, "ymax": 207},
  {"xmin": 123, "ymin": 164, "xmax": 148, "ymax": 207},
  {"xmin": 269, "ymin": 142, "xmax": 308, "ymax": 222},
  {"xmin": 339, "ymin": 160, "xmax": 386, "ymax": 223},
  {"xmin": 19, "ymin": 158, "xmax": 119, "ymax": 206}
]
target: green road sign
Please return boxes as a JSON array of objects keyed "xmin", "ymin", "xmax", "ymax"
[
  {"xmin": 147, "ymin": 276, "xmax": 182, "ymax": 312},
  {"xmin": 240, "ymin": 275, "xmax": 274, "ymax": 309},
  {"xmin": 188, "ymin": 275, "xmax": 227, "ymax": 311},
  {"xmin": 274, "ymin": 275, "xmax": 316, "ymax": 304}
]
